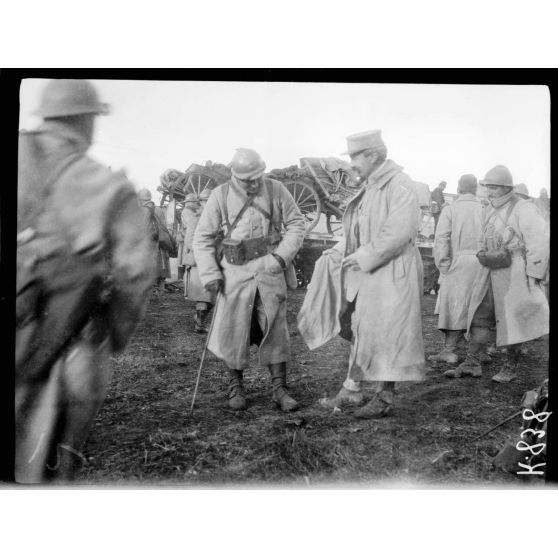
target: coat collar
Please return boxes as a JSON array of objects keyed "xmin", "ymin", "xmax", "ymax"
[{"xmin": 363, "ymin": 159, "xmax": 404, "ymax": 191}]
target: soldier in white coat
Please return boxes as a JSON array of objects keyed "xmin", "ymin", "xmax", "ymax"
[{"xmin": 444, "ymin": 165, "xmax": 549, "ymax": 383}]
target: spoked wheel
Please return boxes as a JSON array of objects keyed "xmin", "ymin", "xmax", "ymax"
[
  {"xmin": 284, "ymin": 179, "xmax": 322, "ymax": 232},
  {"xmin": 326, "ymin": 212, "xmax": 344, "ymax": 236},
  {"xmin": 181, "ymin": 173, "xmax": 217, "ymax": 199}
]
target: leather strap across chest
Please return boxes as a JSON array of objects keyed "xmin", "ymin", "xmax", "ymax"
[{"xmin": 221, "ymin": 180, "xmax": 279, "ymax": 239}]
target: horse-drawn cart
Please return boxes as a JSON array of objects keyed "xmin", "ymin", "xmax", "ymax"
[{"xmin": 268, "ymin": 157, "xmax": 359, "ymax": 235}]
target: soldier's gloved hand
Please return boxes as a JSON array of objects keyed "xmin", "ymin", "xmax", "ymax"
[{"xmin": 205, "ymin": 279, "xmax": 224, "ymax": 295}]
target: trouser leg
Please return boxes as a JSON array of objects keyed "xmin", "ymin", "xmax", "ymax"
[
  {"xmin": 444, "ymin": 286, "xmax": 495, "ymax": 379},
  {"xmin": 429, "ymin": 330, "xmax": 460, "ymax": 364},
  {"xmin": 54, "ymin": 338, "xmax": 112, "ymax": 480},
  {"xmin": 194, "ymin": 301, "xmax": 211, "ymax": 333}
]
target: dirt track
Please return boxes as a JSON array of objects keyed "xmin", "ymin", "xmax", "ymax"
[{"xmin": 76, "ymin": 287, "xmax": 548, "ymax": 486}]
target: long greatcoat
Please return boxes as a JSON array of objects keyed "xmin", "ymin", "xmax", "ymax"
[
  {"xmin": 343, "ymin": 160, "xmax": 425, "ymax": 382},
  {"xmin": 433, "ymin": 193, "xmax": 483, "ymax": 330},
  {"xmin": 193, "ymin": 178, "xmax": 305, "ymax": 369},
  {"xmin": 180, "ymin": 202, "xmax": 214, "ymax": 303},
  {"xmin": 467, "ymin": 195, "xmax": 549, "ymax": 346}
]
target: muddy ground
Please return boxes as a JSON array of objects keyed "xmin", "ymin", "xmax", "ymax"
[{"xmin": 76, "ymin": 287, "xmax": 549, "ymax": 486}]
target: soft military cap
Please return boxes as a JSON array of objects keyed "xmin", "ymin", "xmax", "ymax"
[
  {"xmin": 342, "ymin": 129, "xmax": 385, "ymax": 156},
  {"xmin": 458, "ymin": 174, "xmax": 478, "ymax": 193}
]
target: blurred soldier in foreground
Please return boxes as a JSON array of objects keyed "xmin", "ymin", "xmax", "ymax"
[
  {"xmin": 181, "ymin": 189, "xmax": 215, "ymax": 333},
  {"xmin": 430, "ymin": 175, "xmax": 483, "ymax": 364},
  {"xmin": 193, "ymin": 148, "xmax": 305, "ymax": 412},
  {"xmin": 444, "ymin": 165, "xmax": 549, "ymax": 382},
  {"xmin": 318, "ymin": 130, "xmax": 425, "ymax": 418},
  {"xmin": 16, "ymin": 79, "xmax": 156, "ymax": 482}
]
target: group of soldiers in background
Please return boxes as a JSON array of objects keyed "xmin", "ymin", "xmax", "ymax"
[
  {"xmin": 430, "ymin": 168, "xmax": 549, "ymax": 384},
  {"xmin": 15, "ymin": 79, "xmax": 550, "ymax": 483}
]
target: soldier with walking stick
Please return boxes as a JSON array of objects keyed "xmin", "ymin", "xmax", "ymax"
[{"xmin": 193, "ymin": 148, "xmax": 305, "ymax": 412}]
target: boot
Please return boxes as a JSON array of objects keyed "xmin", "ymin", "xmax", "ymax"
[
  {"xmin": 492, "ymin": 345, "xmax": 520, "ymax": 383},
  {"xmin": 319, "ymin": 386, "xmax": 364, "ymax": 409},
  {"xmin": 429, "ymin": 330, "xmax": 460, "ymax": 364},
  {"xmin": 444, "ymin": 326, "xmax": 489, "ymax": 378},
  {"xmin": 194, "ymin": 309, "xmax": 209, "ymax": 333},
  {"xmin": 228, "ymin": 370, "xmax": 247, "ymax": 410},
  {"xmin": 354, "ymin": 389, "xmax": 394, "ymax": 419},
  {"xmin": 178, "ymin": 265, "xmax": 186, "ymax": 281},
  {"xmin": 269, "ymin": 363, "xmax": 299, "ymax": 412}
]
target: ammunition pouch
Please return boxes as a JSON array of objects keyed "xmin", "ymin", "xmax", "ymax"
[
  {"xmin": 476, "ymin": 248, "xmax": 512, "ymax": 270},
  {"xmin": 222, "ymin": 235, "xmax": 280, "ymax": 265}
]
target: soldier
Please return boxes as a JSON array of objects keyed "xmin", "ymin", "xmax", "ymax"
[
  {"xmin": 193, "ymin": 148, "xmax": 305, "ymax": 412},
  {"xmin": 137, "ymin": 188, "xmax": 173, "ymax": 294},
  {"xmin": 319, "ymin": 130, "xmax": 425, "ymax": 418},
  {"xmin": 430, "ymin": 175, "xmax": 483, "ymax": 365},
  {"xmin": 16, "ymin": 79, "xmax": 156, "ymax": 482},
  {"xmin": 181, "ymin": 189, "xmax": 215, "ymax": 333},
  {"xmin": 431, "ymin": 180, "xmax": 447, "ymax": 229},
  {"xmin": 444, "ymin": 165, "xmax": 549, "ymax": 382},
  {"xmin": 535, "ymin": 188, "xmax": 550, "ymax": 224}
]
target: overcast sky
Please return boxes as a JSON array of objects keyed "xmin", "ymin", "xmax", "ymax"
[{"xmin": 19, "ymin": 79, "xmax": 550, "ymax": 200}]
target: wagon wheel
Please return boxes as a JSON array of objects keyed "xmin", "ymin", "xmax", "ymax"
[
  {"xmin": 182, "ymin": 173, "xmax": 216, "ymax": 198},
  {"xmin": 326, "ymin": 213, "xmax": 344, "ymax": 236},
  {"xmin": 284, "ymin": 179, "xmax": 322, "ymax": 232}
]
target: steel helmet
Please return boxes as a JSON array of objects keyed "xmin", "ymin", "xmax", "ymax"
[
  {"xmin": 34, "ymin": 79, "xmax": 110, "ymax": 118},
  {"xmin": 479, "ymin": 165, "xmax": 514, "ymax": 188},
  {"xmin": 230, "ymin": 148, "xmax": 266, "ymax": 180},
  {"xmin": 514, "ymin": 183, "xmax": 530, "ymax": 198},
  {"xmin": 137, "ymin": 188, "xmax": 152, "ymax": 202}
]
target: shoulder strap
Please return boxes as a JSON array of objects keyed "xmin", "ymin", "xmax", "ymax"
[
  {"xmin": 221, "ymin": 182, "xmax": 230, "ymax": 229},
  {"xmin": 223, "ymin": 182, "xmax": 255, "ymax": 239},
  {"xmin": 484, "ymin": 196, "xmax": 521, "ymax": 245}
]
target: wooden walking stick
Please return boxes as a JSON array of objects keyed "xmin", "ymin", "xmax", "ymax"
[{"xmin": 190, "ymin": 291, "xmax": 220, "ymax": 415}]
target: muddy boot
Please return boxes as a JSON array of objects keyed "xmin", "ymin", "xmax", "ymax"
[
  {"xmin": 228, "ymin": 370, "xmax": 247, "ymax": 410},
  {"xmin": 194, "ymin": 309, "xmax": 209, "ymax": 334},
  {"xmin": 492, "ymin": 345, "xmax": 520, "ymax": 383},
  {"xmin": 319, "ymin": 386, "xmax": 364, "ymax": 409},
  {"xmin": 429, "ymin": 330, "xmax": 460, "ymax": 364},
  {"xmin": 354, "ymin": 387, "xmax": 394, "ymax": 419},
  {"xmin": 269, "ymin": 363, "xmax": 299, "ymax": 412},
  {"xmin": 444, "ymin": 326, "xmax": 489, "ymax": 378}
]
